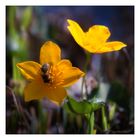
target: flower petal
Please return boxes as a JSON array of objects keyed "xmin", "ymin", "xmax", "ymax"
[
  {"xmin": 56, "ymin": 59, "xmax": 72, "ymax": 71},
  {"xmin": 56, "ymin": 59, "xmax": 85, "ymax": 87},
  {"xmin": 67, "ymin": 19, "xmax": 127, "ymax": 54},
  {"xmin": 24, "ymin": 79, "xmax": 67, "ymax": 105},
  {"xmin": 62, "ymin": 67, "xmax": 85, "ymax": 87},
  {"xmin": 46, "ymin": 87, "xmax": 67, "ymax": 105},
  {"xmin": 16, "ymin": 61, "xmax": 41, "ymax": 81},
  {"xmin": 86, "ymin": 25, "xmax": 111, "ymax": 44},
  {"xmin": 67, "ymin": 19, "xmax": 85, "ymax": 47},
  {"xmin": 40, "ymin": 41, "xmax": 61, "ymax": 65},
  {"xmin": 94, "ymin": 41, "xmax": 127, "ymax": 53}
]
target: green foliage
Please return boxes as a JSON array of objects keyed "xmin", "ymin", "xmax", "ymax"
[
  {"xmin": 7, "ymin": 7, "xmax": 33, "ymax": 81},
  {"xmin": 67, "ymin": 96, "xmax": 92, "ymax": 114},
  {"xmin": 64, "ymin": 96, "xmax": 104, "ymax": 134},
  {"xmin": 101, "ymin": 106, "xmax": 108, "ymax": 131},
  {"xmin": 8, "ymin": 6, "xmax": 17, "ymax": 38},
  {"xmin": 38, "ymin": 102, "xmax": 47, "ymax": 133},
  {"xmin": 66, "ymin": 96, "xmax": 105, "ymax": 115},
  {"xmin": 86, "ymin": 112, "xmax": 94, "ymax": 134},
  {"xmin": 108, "ymin": 101, "xmax": 116, "ymax": 121},
  {"xmin": 90, "ymin": 98, "xmax": 105, "ymax": 111},
  {"xmin": 12, "ymin": 57, "xmax": 22, "ymax": 80},
  {"xmin": 21, "ymin": 7, "xmax": 32, "ymax": 30}
]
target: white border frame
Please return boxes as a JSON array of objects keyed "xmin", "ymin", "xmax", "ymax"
[{"xmin": 1, "ymin": 0, "xmax": 138, "ymax": 140}]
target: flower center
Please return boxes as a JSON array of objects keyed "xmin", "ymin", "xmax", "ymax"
[{"xmin": 40, "ymin": 63, "xmax": 64, "ymax": 87}]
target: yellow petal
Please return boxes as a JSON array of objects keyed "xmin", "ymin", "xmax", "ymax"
[
  {"xmin": 46, "ymin": 87, "xmax": 67, "ymax": 105},
  {"xmin": 56, "ymin": 59, "xmax": 72, "ymax": 71},
  {"xmin": 16, "ymin": 61, "xmax": 41, "ymax": 81},
  {"xmin": 86, "ymin": 25, "xmax": 111, "ymax": 44},
  {"xmin": 56, "ymin": 59, "xmax": 85, "ymax": 87},
  {"xmin": 40, "ymin": 41, "xmax": 61, "ymax": 65},
  {"xmin": 67, "ymin": 19, "xmax": 127, "ymax": 54},
  {"xmin": 24, "ymin": 79, "xmax": 67, "ymax": 105},
  {"xmin": 94, "ymin": 41, "xmax": 127, "ymax": 53},
  {"xmin": 67, "ymin": 19, "xmax": 85, "ymax": 47},
  {"xmin": 62, "ymin": 67, "xmax": 85, "ymax": 87}
]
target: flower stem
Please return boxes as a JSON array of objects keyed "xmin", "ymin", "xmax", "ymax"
[
  {"xmin": 101, "ymin": 106, "xmax": 108, "ymax": 131},
  {"xmin": 87, "ymin": 111, "xmax": 95, "ymax": 134},
  {"xmin": 81, "ymin": 52, "xmax": 91, "ymax": 99},
  {"xmin": 84, "ymin": 52, "xmax": 91, "ymax": 72},
  {"xmin": 81, "ymin": 76, "xmax": 86, "ymax": 98},
  {"xmin": 12, "ymin": 56, "xmax": 21, "ymax": 80}
]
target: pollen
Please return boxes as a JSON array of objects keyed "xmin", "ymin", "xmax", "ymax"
[{"xmin": 49, "ymin": 66, "xmax": 64, "ymax": 87}]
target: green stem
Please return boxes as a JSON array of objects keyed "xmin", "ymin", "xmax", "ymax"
[
  {"xmin": 12, "ymin": 56, "xmax": 17, "ymax": 80},
  {"xmin": 87, "ymin": 112, "xmax": 94, "ymax": 134},
  {"xmin": 81, "ymin": 76, "xmax": 86, "ymax": 98},
  {"xmin": 101, "ymin": 106, "xmax": 108, "ymax": 131},
  {"xmin": 84, "ymin": 52, "xmax": 91, "ymax": 72},
  {"xmin": 12, "ymin": 56, "xmax": 21, "ymax": 80},
  {"xmin": 81, "ymin": 52, "xmax": 91, "ymax": 99}
]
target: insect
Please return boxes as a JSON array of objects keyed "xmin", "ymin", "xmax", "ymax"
[{"xmin": 41, "ymin": 63, "xmax": 52, "ymax": 83}]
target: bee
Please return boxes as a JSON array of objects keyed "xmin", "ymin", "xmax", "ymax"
[{"xmin": 41, "ymin": 63, "xmax": 51, "ymax": 83}]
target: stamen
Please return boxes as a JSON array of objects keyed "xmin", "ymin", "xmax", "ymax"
[
  {"xmin": 56, "ymin": 71, "xmax": 63, "ymax": 77},
  {"xmin": 55, "ymin": 80, "xmax": 64, "ymax": 86},
  {"xmin": 41, "ymin": 64, "xmax": 65, "ymax": 87}
]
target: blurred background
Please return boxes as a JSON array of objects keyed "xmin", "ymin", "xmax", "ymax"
[{"xmin": 6, "ymin": 6, "xmax": 134, "ymax": 134}]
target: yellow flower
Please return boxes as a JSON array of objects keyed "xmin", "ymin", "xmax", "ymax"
[
  {"xmin": 17, "ymin": 41, "xmax": 85, "ymax": 105},
  {"xmin": 67, "ymin": 19, "xmax": 127, "ymax": 53}
]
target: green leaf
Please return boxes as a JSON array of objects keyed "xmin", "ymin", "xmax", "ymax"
[
  {"xmin": 12, "ymin": 56, "xmax": 22, "ymax": 80},
  {"xmin": 67, "ymin": 96, "xmax": 92, "ymax": 114},
  {"xmin": 101, "ymin": 106, "xmax": 108, "ymax": 131},
  {"xmin": 63, "ymin": 101, "xmax": 76, "ymax": 116},
  {"xmin": 8, "ymin": 6, "xmax": 18, "ymax": 39},
  {"xmin": 21, "ymin": 7, "xmax": 32, "ymax": 29},
  {"xmin": 90, "ymin": 98, "xmax": 105, "ymax": 111},
  {"xmin": 66, "ymin": 96, "xmax": 105, "ymax": 115},
  {"xmin": 109, "ymin": 101, "xmax": 116, "ymax": 121},
  {"xmin": 67, "ymin": 96, "xmax": 105, "ymax": 114}
]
